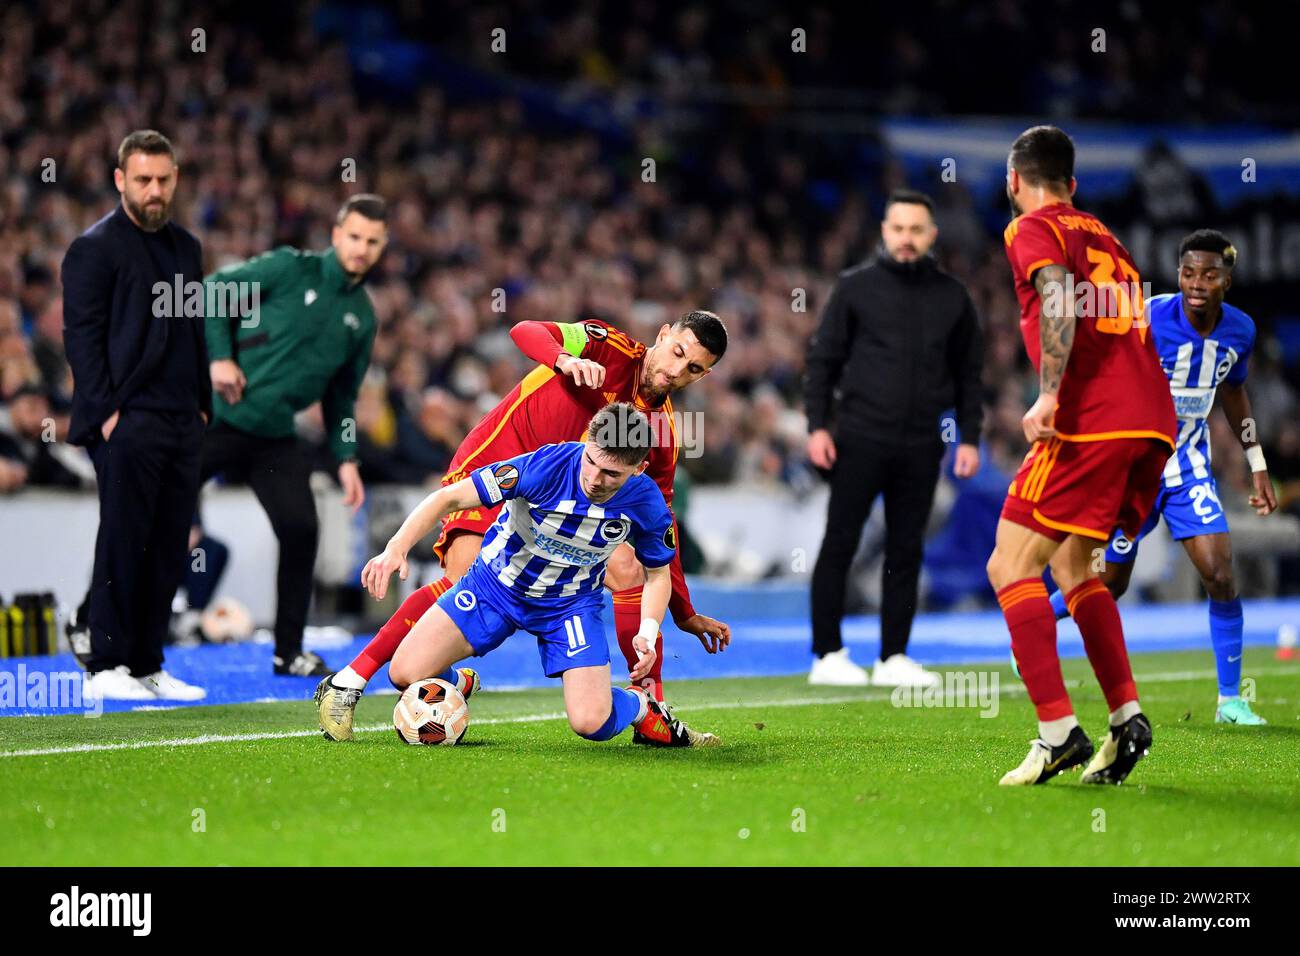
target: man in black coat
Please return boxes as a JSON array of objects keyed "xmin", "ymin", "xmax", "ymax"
[
  {"xmin": 62, "ymin": 130, "xmax": 211, "ymax": 701},
  {"xmin": 803, "ymin": 189, "xmax": 985, "ymax": 687}
]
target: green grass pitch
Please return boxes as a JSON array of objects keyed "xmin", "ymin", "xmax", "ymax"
[{"xmin": 2, "ymin": 648, "xmax": 1296, "ymax": 866}]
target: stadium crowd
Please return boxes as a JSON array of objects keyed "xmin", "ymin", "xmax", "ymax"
[
  {"xmin": 2, "ymin": 0, "xmax": 1299, "ymax": 590},
  {"xmin": 428, "ymin": 0, "xmax": 1295, "ymax": 125}
]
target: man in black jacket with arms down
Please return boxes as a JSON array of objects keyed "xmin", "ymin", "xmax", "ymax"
[
  {"xmin": 63, "ymin": 130, "xmax": 210, "ymax": 701},
  {"xmin": 804, "ymin": 189, "xmax": 985, "ymax": 687}
]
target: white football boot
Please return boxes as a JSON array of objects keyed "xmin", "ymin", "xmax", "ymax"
[{"xmin": 999, "ymin": 727, "xmax": 1094, "ymax": 786}]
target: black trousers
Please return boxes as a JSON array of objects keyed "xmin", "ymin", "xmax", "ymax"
[
  {"xmin": 811, "ymin": 434, "xmax": 943, "ymax": 660},
  {"xmin": 85, "ymin": 408, "xmax": 204, "ymax": 675},
  {"xmin": 184, "ymin": 534, "xmax": 229, "ymax": 610},
  {"xmin": 200, "ymin": 423, "xmax": 319, "ymax": 662}
]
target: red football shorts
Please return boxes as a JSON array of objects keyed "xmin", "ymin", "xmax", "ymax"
[
  {"xmin": 431, "ymin": 469, "xmax": 502, "ymax": 563},
  {"xmin": 1001, "ymin": 436, "xmax": 1170, "ymax": 543}
]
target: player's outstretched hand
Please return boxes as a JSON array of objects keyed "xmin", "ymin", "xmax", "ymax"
[
  {"xmin": 360, "ymin": 545, "xmax": 409, "ymax": 600},
  {"xmin": 629, "ymin": 635, "xmax": 657, "ymax": 682},
  {"xmin": 555, "ymin": 353, "xmax": 606, "ymax": 388},
  {"xmin": 1250, "ymin": 471, "xmax": 1278, "ymax": 516},
  {"xmin": 1021, "ymin": 393, "xmax": 1058, "ymax": 444},
  {"xmin": 679, "ymin": 613, "xmax": 731, "ymax": 654}
]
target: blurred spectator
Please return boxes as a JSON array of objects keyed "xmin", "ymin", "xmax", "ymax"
[
  {"xmin": 30, "ymin": 297, "xmax": 72, "ymax": 409},
  {"xmin": 0, "ymin": 383, "xmax": 89, "ymax": 489},
  {"xmin": 1270, "ymin": 419, "xmax": 1300, "ymax": 593}
]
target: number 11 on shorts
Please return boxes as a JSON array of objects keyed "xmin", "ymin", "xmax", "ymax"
[{"xmin": 564, "ymin": 616, "xmax": 589, "ymax": 657}]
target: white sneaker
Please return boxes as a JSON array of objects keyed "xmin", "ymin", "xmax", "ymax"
[
  {"xmin": 85, "ymin": 665, "xmax": 156, "ymax": 700},
  {"xmin": 303, "ymin": 625, "xmax": 355, "ymax": 649},
  {"xmin": 872, "ymin": 653, "xmax": 941, "ymax": 688},
  {"xmin": 137, "ymin": 670, "xmax": 207, "ymax": 701},
  {"xmin": 808, "ymin": 648, "xmax": 871, "ymax": 686}
]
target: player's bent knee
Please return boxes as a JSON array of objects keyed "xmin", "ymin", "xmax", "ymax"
[
  {"xmin": 1103, "ymin": 567, "xmax": 1131, "ymax": 600},
  {"xmin": 388, "ymin": 658, "xmax": 417, "ymax": 691},
  {"xmin": 1202, "ymin": 566, "xmax": 1236, "ymax": 601},
  {"xmin": 1049, "ymin": 562, "xmax": 1087, "ymax": 596},
  {"xmin": 567, "ymin": 704, "xmax": 612, "ymax": 738}
]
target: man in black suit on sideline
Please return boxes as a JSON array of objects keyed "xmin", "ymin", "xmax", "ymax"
[{"xmin": 62, "ymin": 129, "xmax": 210, "ymax": 701}]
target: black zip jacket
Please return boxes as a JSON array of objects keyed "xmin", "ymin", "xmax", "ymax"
[{"xmin": 803, "ymin": 251, "xmax": 984, "ymax": 447}]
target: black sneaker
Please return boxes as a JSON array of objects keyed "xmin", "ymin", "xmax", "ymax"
[
  {"xmin": 1082, "ymin": 713, "xmax": 1153, "ymax": 785},
  {"xmin": 998, "ymin": 725, "xmax": 1095, "ymax": 786},
  {"xmin": 274, "ymin": 651, "xmax": 330, "ymax": 677},
  {"xmin": 630, "ymin": 693, "xmax": 720, "ymax": 747}
]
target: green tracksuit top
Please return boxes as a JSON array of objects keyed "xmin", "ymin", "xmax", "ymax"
[{"xmin": 204, "ymin": 247, "xmax": 376, "ymax": 463}]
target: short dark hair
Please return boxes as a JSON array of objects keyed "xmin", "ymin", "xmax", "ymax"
[
  {"xmin": 672, "ymin": 309, "xmax": 728, "ymax": 363},
  {"xmin": 336, "ymin": 194, "xmax": 388, "ymax": 225},
  {"xmin": 10, "ymin": 382, "xmax": 49, "ymax": 403},
  {"xmin": 1009, "ymin": 125, "xmax": 1075, "ymax": 188},
  {"xmin": 117, "ymin": 130, "xmax": 175, "ymax": 170},
  {"xmin": 588, "ymin": 402, "xmax": 654, "ymax": 466},
  {"xmin": 885, "ymin": 188, "xmax": 934, "ymax": 217},
  {"xmin": 1179, "ymin": 229, "xmax": 1237, "ymax": 269}
]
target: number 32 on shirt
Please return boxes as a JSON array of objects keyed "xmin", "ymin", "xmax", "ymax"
[{"xmin": 1085, "ymin": 247, "xmax": 1147, "ymax": 339}]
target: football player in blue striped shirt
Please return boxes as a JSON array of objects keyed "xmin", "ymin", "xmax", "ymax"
[
  {"xmin": 358, "ymin": 402, "xmax": 717, "ymax": 746},
  {"xmin": 1047, "ymin": 230, "xmax": 1278, "ymax": 724}
]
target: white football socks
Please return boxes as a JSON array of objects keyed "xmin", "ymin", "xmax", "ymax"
[
  {"xmin": 333, "ymin": 666, "xmax": 367, "ymax": 690},
  {"xmin": 1109, "ymin": 700, "xmax": 1141, "ymax": 727},
  {"xmin": 1038, "ymin": 715, "xmax": 1078, "ymax": 747}
]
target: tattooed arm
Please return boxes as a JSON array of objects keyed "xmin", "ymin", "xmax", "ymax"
[
  {"xmin": 1035, "ymin": 264, "xmax": 1075, "ymax": 396},
  {"xmin": 1022, "ymin": 264, "xmax": 1073, "ymax": 442}
]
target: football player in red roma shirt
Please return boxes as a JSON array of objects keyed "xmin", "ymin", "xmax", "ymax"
[
  {"xmin": 988, "ymin": 126, "xmax": 1177, "ymax": 787},
  {"xmin": 316, "ymin": 310, "xmax": 733, "ymax": 744}
]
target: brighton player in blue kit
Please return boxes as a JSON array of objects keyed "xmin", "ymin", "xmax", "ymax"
[
  {"xmin": 1047, "ymin": 230, "xmax": 1279, "ymax": 724},
  {"xmin": 354, "ymin": 403, "xmax": 718, "ymax": 747}
]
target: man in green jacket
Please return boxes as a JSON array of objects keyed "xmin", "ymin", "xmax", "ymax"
[{"xmin": 202, "ymin": 194, "xmax": 386, "ymax": 676}]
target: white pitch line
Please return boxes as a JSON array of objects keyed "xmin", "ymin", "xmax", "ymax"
[
  {"xmin": 1, "ymin": 665, "xmax": 1294, "ymax": 760},
  {"xmin": 0, "ymin": 711, "xmax": 573, "ymax": 759}
]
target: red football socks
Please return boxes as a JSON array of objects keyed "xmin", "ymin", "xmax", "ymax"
[
  {"xmin": 1065, "ymin": 579, "xmax": 1138, "ymax": 712},
  {"xmin": 997, "ymin": 578, "xmax": 1073, "ymax": 721},
  {"xmin": 351, "ymin": 577, "xmax": 453, "ymax": 680},
  {"xmin": 612, "ymin": 585, "xmax": 664, "ymax": 701}
]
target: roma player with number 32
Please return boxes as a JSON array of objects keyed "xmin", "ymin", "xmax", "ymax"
[{"xmin": 986, "ymin": 125, "xmax": 1177, "ymax": 787}]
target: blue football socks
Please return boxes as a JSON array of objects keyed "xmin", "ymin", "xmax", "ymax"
[{"xmin": 1208, "ymin": 597, "xmax": 1244, "ymax": 699}]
